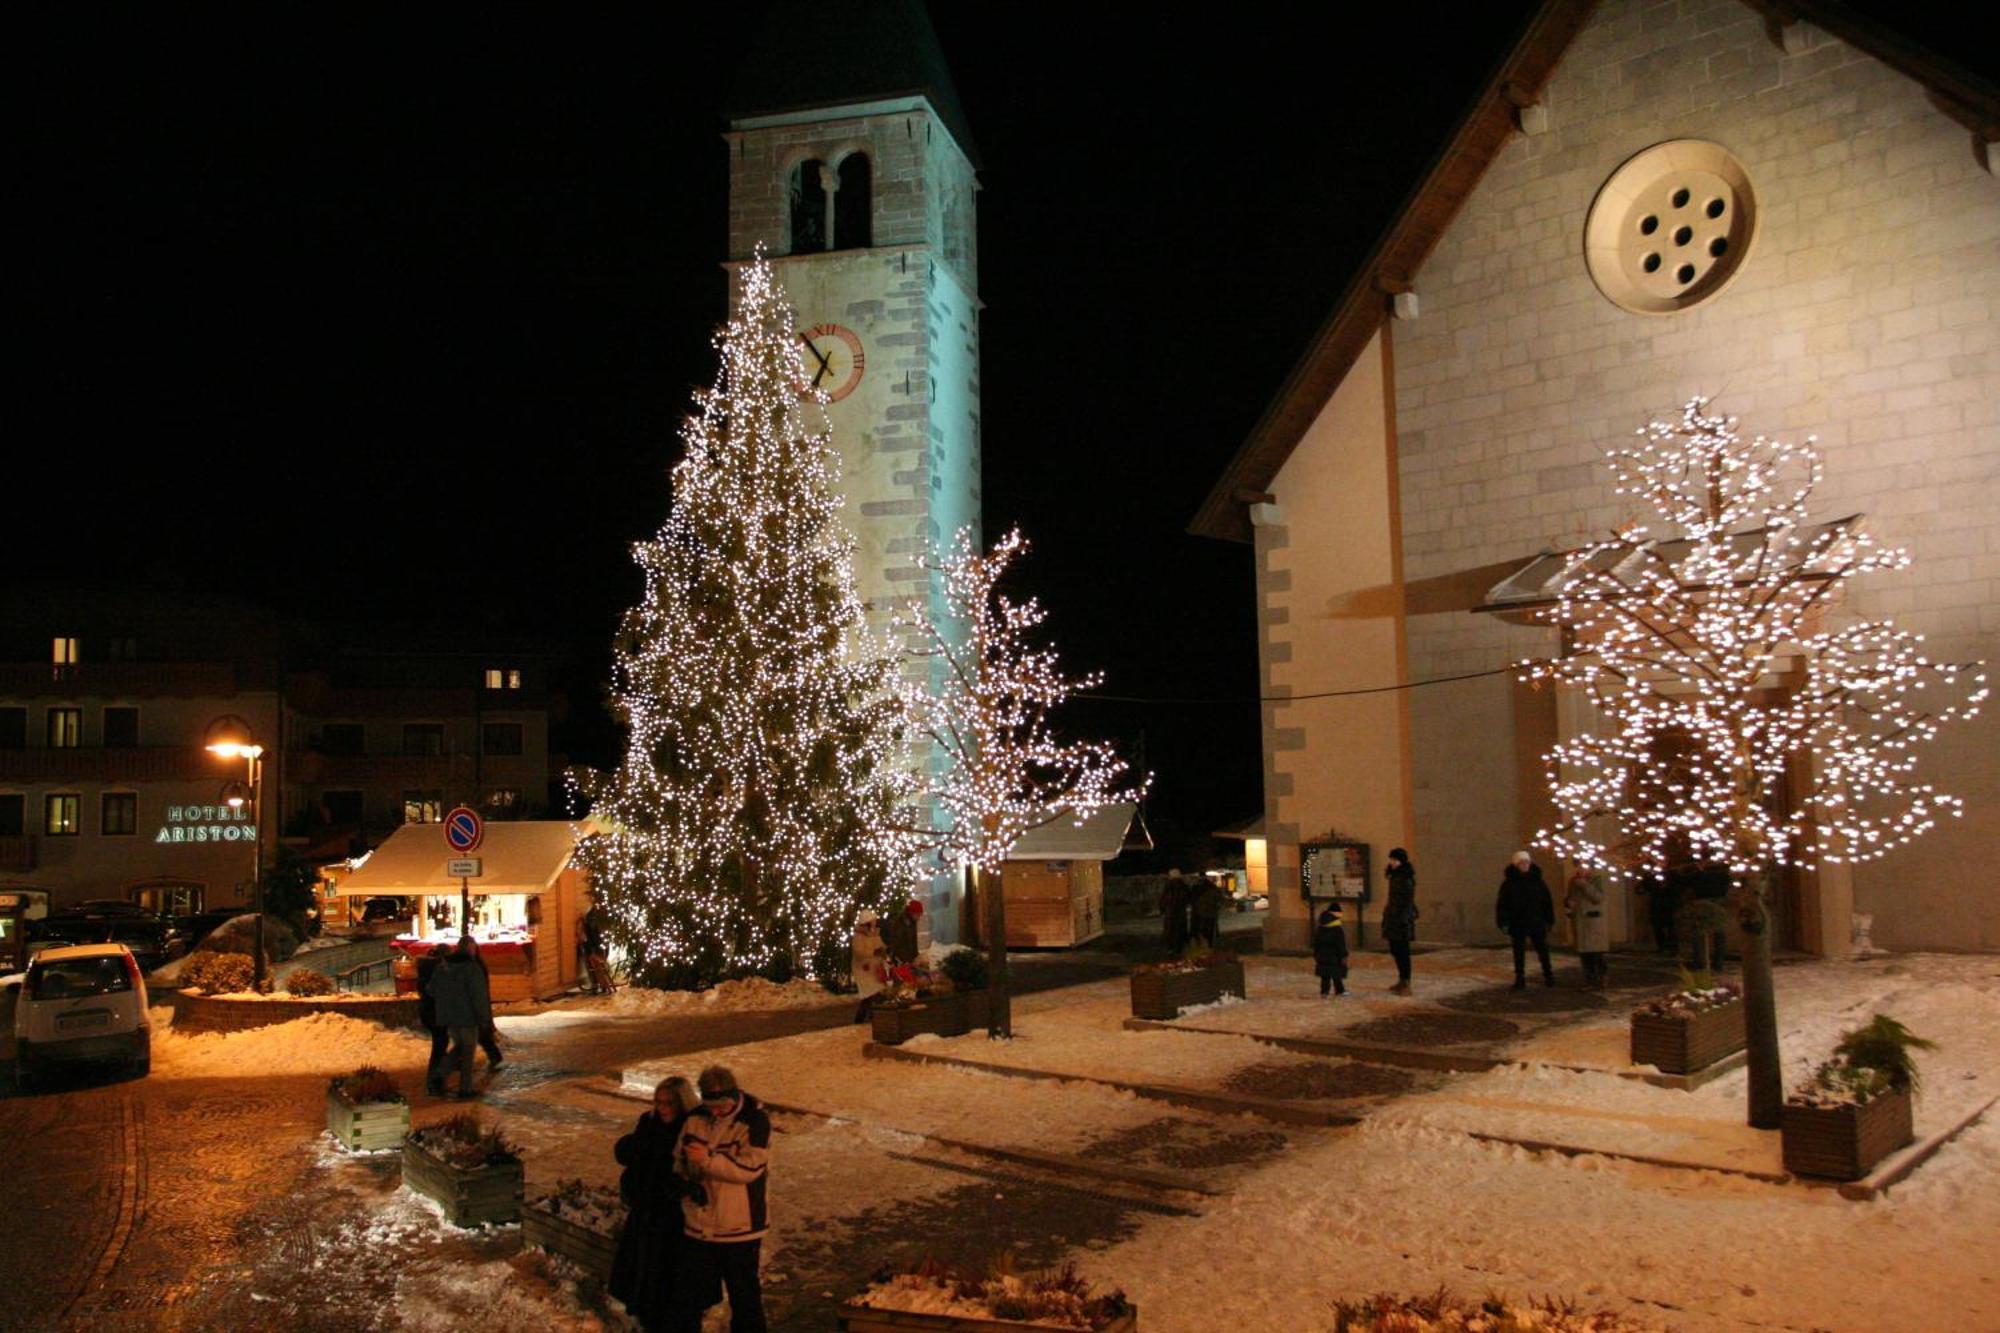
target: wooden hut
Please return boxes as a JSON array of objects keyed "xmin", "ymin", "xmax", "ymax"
[
  {"xmin": 329, "ymin": 821, "xmax": 586, "ymax": 1001},
  {"xmin": 996, "ymin": 803, "xmax": 1147, "ymax": 948}
]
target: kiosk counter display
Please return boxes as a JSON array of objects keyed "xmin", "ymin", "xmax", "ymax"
[
  {"xmin": 333, "ymin": 822, "xmax": 587, "ymax": 1002},
  {"xmin": 0, "ymin": 889, "xmax": 52, "ymax": 974}
]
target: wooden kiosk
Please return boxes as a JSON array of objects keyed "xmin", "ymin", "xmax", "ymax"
[
  {"xmin": 330, "ymin": 821, "xmax": 587, "ymax": 1002},
  {"xmin": 993, "ymin": 802, "xmax": 1146, "ymax": 949}
]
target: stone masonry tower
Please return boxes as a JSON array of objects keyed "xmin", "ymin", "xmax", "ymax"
[{"xmin": 724, "ymin": 0, "xmax": 981, "ymax": 935}]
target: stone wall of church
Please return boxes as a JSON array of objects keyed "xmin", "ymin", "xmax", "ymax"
[{"xmin": 1391, "ymin": 0, "xmax": 1999, "ymax": 950}]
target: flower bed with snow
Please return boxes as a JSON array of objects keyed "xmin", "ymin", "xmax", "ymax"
[
  {"xmin": 523, "ymin": 1178, "xmax": 623, "ymax": 1278},
  {"xmin": 1328, "ymin": 1291, "xmax": 1655, "ymax": 1331},
  {"xmin": 402, "ymin": 1114, "xmax": 524, "ymax": 1228},
  {"xmin": 326, "ymin": 1066, "xmax": 410, "ymax": 1151},
  {"xmin": 1129, "ymin": 957, "xmax": 1244, "ymax": 1021},
  {"xmin": 1628, "ymin": 986, "xmax": 1744, "ymax": 1074},
  {"xmin": 846, "ymin": 1260, "xmax": 1134, "ymax": 1331}
]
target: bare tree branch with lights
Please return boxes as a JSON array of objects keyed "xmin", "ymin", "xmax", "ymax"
[
  {"xmin": 577, "ymin": 253, "xmax": 921, "ymax": 987},
  {"xmin": 1522, "ymin": 396, "xmax": 1987, "ymax": 1127},
  {"xmin": 897, "ymin": 526, "xmax": 1144, "ymax": 1038}
]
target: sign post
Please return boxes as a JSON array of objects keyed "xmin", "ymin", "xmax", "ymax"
[{"xmin": 444, "ymin": 807, "xmax": 485, "ymax": 933}]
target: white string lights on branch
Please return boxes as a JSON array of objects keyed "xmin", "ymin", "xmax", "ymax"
[
  {"xmin": 1521, "ymin": 396, "xmax": 1987, "ymax": 881},
  {"xmin": 894, "ymin": 526, "xmax": 1145, "ymax": 873},
  {"xmin": 575, "ymin": 251, "xmax": 921, "ymax": 981}
]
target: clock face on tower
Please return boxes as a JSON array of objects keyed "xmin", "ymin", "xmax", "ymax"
[{"xmin": 796, "ymin": 323, "xmax": 866, "ymax": 402}]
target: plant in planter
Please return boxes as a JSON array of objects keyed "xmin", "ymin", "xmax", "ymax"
[
  {"xmin": 1329, "ymin": 1289, "xmax": 1653, "ymax": 1331},
  {"xmin": 524, "ymin": 1177, "xmax": 624, "ymax": 1280},
  {"xmin": 842, "ymin": 1255, "xmax": 1135, "ymax": 1332},
  {"xmin": 1129, "ymin": 945, "xmax": 1245, "ymax": 1021},
  {"xmin": 182, "ymin": 951, "xmax": 256, "ymax": 995},
  {"xmin": 1782, "ymin": 1014, "xmax": 1935, "ymax": 1180},
  {"xmin": 870, "ymin": 963, "xmax": 968, "ymax": 1044},
  {"xmin": 326, "ymin": 1065, "xmax": 410, "ymax": 1151},
  {"xmin": 402, "ymin": 1111, "xmax": 525, "ymax": 1226},
  {"xmin": 1628, "ymin": 971, "xmax": 1745, "ymax": 1074},
  {"xmin": 285, "ymin": 967, "xmax": 337, "ymax": 997}
]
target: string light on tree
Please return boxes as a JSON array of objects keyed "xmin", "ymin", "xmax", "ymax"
[
  {"xmin": 1521, "ymin": 396, "xmax": 1986, "ymax": 1126},
  {"xmin": 575, "ymin": 250, "xmax": 922, "ymax": 984}
]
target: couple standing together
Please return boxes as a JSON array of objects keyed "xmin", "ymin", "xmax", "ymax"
[{"xmin": 1313, "ymin": 848, "xmax": 1418, "ymax": 996}]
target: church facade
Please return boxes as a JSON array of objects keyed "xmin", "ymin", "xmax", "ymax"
[
  {"xmin": 722, "ymin": 4, "xmax": 982, "ymax": 937},
  {"xmin": 1195, "ymin": 0, "xmax": 1997, "ymax": 956}
]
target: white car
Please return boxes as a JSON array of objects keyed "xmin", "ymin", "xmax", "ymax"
[{"xmin": 8, "ymin": 942, "xmax": 151, "ymax": 1087}]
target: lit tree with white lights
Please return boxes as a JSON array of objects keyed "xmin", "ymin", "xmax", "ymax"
[
  {"xmin": 899, "ymin": 526, "xmax": 1144, "ymax": 1037},
  {"xmin": 1523, "ymin": 397, "xmax": 1987, "ymax": 1126},
  {"xmin": 579, "ymin": 254, "xmax": 920, "ymax": 986}
]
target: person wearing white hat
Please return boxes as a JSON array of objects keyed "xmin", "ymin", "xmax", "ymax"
[{"xmin": 850, "ymin": 909, "xmax": 888, "ymax": 1023}]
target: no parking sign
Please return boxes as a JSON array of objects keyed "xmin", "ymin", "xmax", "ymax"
[{"xmin": 444, "ymin": 806, "xmax": 484, "ymax": 854}]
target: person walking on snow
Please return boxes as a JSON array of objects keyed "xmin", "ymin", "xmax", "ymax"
[
  {"xmin": 1497, "ymin": 851, "xmax": 1557, "ymax": 989},
  {"xmin": 612, "ymin": 1076, "xmax": 712, "ymax": 1332},
  {"xmin": 670, "ymin": 1066, "xmax": 771, "ymax": 1333},
  {"xmin": 1564, "ymin": 866, "xmax": 1610, "ymax": 988},
  {"xmin": 1157, "ymin": 871, "xmax": 1190, "ymax": 956},
  {"xmin": 1380, "ymin": 847, "xmax": 1419, "ymax": 994},
  {"xmin": 424, "ymin": 935, "xmax": 493, "ymax": 1098},
  {"xmin": 418, "ymin": 942, "xmax": 452, "ymax": 1096},
  {"xmin": 1312, "ymin": 903, "xmax": 1349, "ymax": 996},
  {"xmin": 1190, "ymin": 874, "xmax": 1224, "ymax": 949}
]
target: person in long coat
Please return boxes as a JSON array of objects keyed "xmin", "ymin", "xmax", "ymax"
[
  {"xmin": 1638, "ymin": 869, "xmax": 1679, "ymax": 956},
  {"xmin": 1564, "ymin": 868, "xmax": 1611, "ymax": 988},
  {"xmin": 611, "ymin": 1076, "xmax": 707, "ymax": 1332},
  {"xmin": 417, "ymin": 943, "xmax": 452, "ymax": 1096},
  {"xmin": 1157, "ymin": 872, "xmax": 1190, "ymax": 957},
  {"xmin": 1311, "ymin": 903, "xmax": 1349, "ymax": 997},
  {"xmin": 850, "ymin": 910, "xmax": 888, "ymax": 1023},
  {"xmin": 1380, "ymin": 848, "xmax": 1419, "ymax": 995},
  {"xmin": 424, "ymin": 937, "xmax": 492, "ymax": 1098},
  {"xmin": 1496, "ymin": 852, "xmax": 1557, "ymax": 989}
]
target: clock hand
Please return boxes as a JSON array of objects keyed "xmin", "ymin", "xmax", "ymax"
[
  {"xmin": 799, "ymin": 335, "xmax": 833, "ymax": 377},
  {"xmin": 812, "ymin": 362, "xmax": 830, "ymax": 389}
]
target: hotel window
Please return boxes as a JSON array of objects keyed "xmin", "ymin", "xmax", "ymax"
[
  {"xmin": 106, "ymin": 636, "xmax": 138, "ymax": 661},
  {"xmin": 45, "ymin": 794, "xmax": 80, "ymax": 836},
  {"xmin": 102, "ymin": 792, "xmax": 138, "ymax": 836},
  {"xmin": 47, "ymin": 708, "xmax": 83, "ymax": 748},
  {"xmin": 103, "ymin": 707, "xmax": 139, "ymax": 749},
  {"xmin": 402, "ymin": 723, "xmax": 445, "ymax": 756},
  {"xmin": 322, "ymin": 790, "xmax": 364, "ymax": 825},
  {"xmin": 402, "ymin": 791, "xmax": 443, "ymax": 825},
  {"xmin": 482, "ymin": 722, "xmax": 523, "ymax": 756},
  {"xmin": 52, "ymin": 637, "xmax": 78, "ymax": 665},
  {"xmin": 483, "ymin": 667, "xmax": 522, "ymax": 690},
  {"xmin": 320, "ymin": 723, "xmax": 364, "ymax": 755},
  {"xmin": 0, "ymin": 709, "xmax": 24, "ymax": 749},
  {"xmin": 0, "ymin": 794, "xmax": 23, "ymax": 837}
]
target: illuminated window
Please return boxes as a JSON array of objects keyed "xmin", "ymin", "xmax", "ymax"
[
  {"xmin": 835, "ymin": 153, "xmax": 872, "ymax": 249},
  {"xmin": 483, "ymin": 788, "xmax": 520, "ymax": 814},
  {"xmin": 52, "ymin": 637, "xmax": 78, "ymax": 665},
  {"xmin": 402, "ymin": 791, "xmax": 442, "ymax": 825},
  {"xmin": 789, "ymin": 158, "xmax": 828, "ymax": 255},
  {"xmin": 0, "ymin": 794, "xmax": 23, "ymax": 837},
  {"xmin": 102, "ymin": 793, "xmax": 138, "ymax": 836},
  {"xmin": 47, "ymin": 708, "xmax": 82, "ymax": 748},
  {"xmin": 402, "ymin": 724, "xmax": 444, "ymax": 757},
  {"xmin": 103, "ymin": 707, "xmax": 139, "ymax": 748},
  {"xmin": 0, "ymin": 709, "xmax": 24, "ymax": 749},
  {"xmin": 482, "ymin": 722, "xmax": 523, "ymax": 756},
  {"xmin": 45, "ymin": 794, "xmax": 80, "ymax": 836},
  {"xmin": 483, "ymin": 667, "xmax": 522, "ymax": 690}
]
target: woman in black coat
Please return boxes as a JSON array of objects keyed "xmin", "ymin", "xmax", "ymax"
[
  {"xmin": 1311, "ymin": 904, "xmax": 1349, "ymax": 997},
  {"xmin": 610, "ymin": 1076, "xmax": 699, "ymax": 1331},
  {"xmin": 1380, "ymin": 848, "xmax": 1418, "ymax": 995}
]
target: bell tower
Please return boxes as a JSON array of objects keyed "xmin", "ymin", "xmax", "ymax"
[{"xmin": 723, "ymin": 0, "xmax": 981, "ymax": 937}]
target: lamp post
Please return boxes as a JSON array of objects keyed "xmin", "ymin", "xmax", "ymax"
[{"xmin": 205, "ymin": 716, "xmax": 267, "ymax": 990}]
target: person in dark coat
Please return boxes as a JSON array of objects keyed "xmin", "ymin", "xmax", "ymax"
[
  {"xmin": 611, "ymin": 1076, "xmax": 707, "ymax": 1332},
  {"xmin": 424, "ymin": 936, "xmax": 493, "ymax": 1098},
  {"xmin": 1686, "ymin": 860, "xmax": 1733, "ymax": 969},
  {"xmin": 1157, "ymin": 871, "xmax": 1190, "ymax": 957},
  {"xmin": 1189, "ymin": 875, "xmax": 1224, "ymax": 949},
  {"xmin": 417, "ymin": 943, "xmax": 452, "ymax": 1096},
  {"xmin": 1638, "ymin": 868, "xmax": 1679, "ymax": 957},
  {"xmin": 1380, "ymin": 848, "xmax": 1419, "ymax": 994},
  {"xmin": 882, "ymin": 899, "xmax": 921, "ymax": 967},
  {"xmin": 464, "ymin": 937, "xmax": 505, "ymax": 1071},
  {"xmin": 582, "ymin": 908, "xmax": 616, "ymax": 994},
  {"xmin": 1311, "ymin": 903, "xmax": 1349, "ymax": 997},
  {"xmin": 1496, "ymin": 851, "xmax": 1557, "ymax": 989}
]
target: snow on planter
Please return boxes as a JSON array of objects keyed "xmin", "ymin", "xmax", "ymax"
[
  {"xmin": 1628, "ymin": 984, "xmax": 1745, "ymax": 1074},
  {"xmin": 522, "ymin": 1179, "xmax": 623, "ymax": 1279},
  {"xmin": 325, "ymin": 1065, "xmax": 410, "ymax": 1152},
  {"xmin": 1781, "ymin": 1014, "xmax": 1931, "ymax": 1180},
  {"xmin": 1129, "ymin": 955, "xmax": 1245, "ymax": 1021},
  {"xmin": 841, "ymin": 1258, "xmax": 1135, "ymax": 1332},
  {"xmin": 401, "ymin": 1112, "xmax": 525, "ymax": 1227}
]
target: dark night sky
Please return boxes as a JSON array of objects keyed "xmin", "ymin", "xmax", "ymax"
[{"xmin": 20, "ymin": 3, "xmax": 1979, "ymax": 850}]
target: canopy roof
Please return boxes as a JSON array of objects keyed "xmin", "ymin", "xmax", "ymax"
[
  {"xmin": 1007, "ymin": 803, "xmax": 1147, "ymax": 862},
  {"xmin": 331, "ymin": 821, "xmax": 579, "ymax": 897}
]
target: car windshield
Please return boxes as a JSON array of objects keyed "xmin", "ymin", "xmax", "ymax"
[{"xmin": 29, "ymin": 957, "xmax": 132, "ymax": 1000}]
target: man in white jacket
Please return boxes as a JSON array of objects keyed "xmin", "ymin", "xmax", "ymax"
[{"xmin": 672, "ymin": 1065, "xmax": 771, "ymax": 1332}]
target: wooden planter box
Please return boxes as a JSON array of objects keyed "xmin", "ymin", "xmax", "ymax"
[
  {"xmin": 325, "ymin": 1090, "xmax": 411, "ymax": 1152},
  {"xmin": 1781, "ymin": 1087, "xmax": 1914, "ymax": 1181},
  {"xmin": 1129, "ymin": 961, "xmax": 1245, "ymax": 1020},
  {"xmin": 401, "ymin": 1136, "xmax": 525, "ymax": 1227},
  {"xmin": 1629, "ymin": 999, "xmax": 1745, "ymax": 1074},
  {"xmin": 838, "ymin": 1303, "xmax": 1137, "ymax": 1332},
  {"xmin": 872, "ymin": 991, "xmax": 972, "ymax": 1044},
  {"xmin": 523, "ymin": 1200, "xmax": 621, "ymax": 1279}
]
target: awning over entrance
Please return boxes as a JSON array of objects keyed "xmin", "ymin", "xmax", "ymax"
[
  {"xmin": 1007, "ymin": 803, "xmax": 1147, "ymax": 862},
  {"xmin": 330, "ymin": 820, "xmax": 580, "ymax": 897}
]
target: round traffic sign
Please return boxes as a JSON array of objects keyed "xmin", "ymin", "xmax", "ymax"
[{"xmin": 444, "ymin": 806, "xmax": 484, "ymax": 853}]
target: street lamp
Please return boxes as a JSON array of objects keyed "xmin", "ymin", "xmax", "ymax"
[{"xmin": 204, "ymin": 715, "xmax": 267, "ymax": 989}]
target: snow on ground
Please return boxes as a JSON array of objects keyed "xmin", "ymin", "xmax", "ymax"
[
  {"xmin": 530, "ymin": 975, "xmax": 846, "ymax": 1019},
  {"xmin": 150, "ymin": 1006, "xmax": 432, "ymax": 1078}
]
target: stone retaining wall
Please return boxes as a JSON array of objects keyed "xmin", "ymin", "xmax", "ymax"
[{"xmin": 174, "ymin": 991, "xmax": 420, "ymax": 1035}]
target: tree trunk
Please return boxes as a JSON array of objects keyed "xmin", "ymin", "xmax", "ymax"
[
  {"xmin": 984, "ymin": 863, "xmax": 1011, "ymax": 1039},
  {"xmin": 1738, "ymin": 874, "xmax": 1783, "ymax": 1128}
]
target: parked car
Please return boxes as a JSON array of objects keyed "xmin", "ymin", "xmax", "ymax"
[
  {"xmin": 168, "ymin": 909, "xmax": 240, "ymax": 955},
  {"xmin": 31, "ymin": 911, "xmax": 180, "ymax": 975},
  {"xmin": 8, "ymin": 943, "xmax": 152, "ymax": 1086}
]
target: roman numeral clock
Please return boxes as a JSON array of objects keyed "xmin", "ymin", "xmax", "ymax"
[{"xmin": 797, "ymin": 322, "xmax": 866, "ymax": 402}]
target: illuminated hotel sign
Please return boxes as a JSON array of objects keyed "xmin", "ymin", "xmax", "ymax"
[{"xmin": 154, "ymin": 804, "xmax": 255, "ymax": 845}]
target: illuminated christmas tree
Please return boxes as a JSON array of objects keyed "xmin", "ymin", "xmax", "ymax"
[
  {"xmin": 1523, "ymin": 397, "xmax": 1986, "ymax": 1125},
  {"xmin": 899, "ymin": 526, "xmax": 1143, "ymax": 1036},
  {"xmin": 579, "ymin": 253, "xmax": 920, "ymax": 985}
]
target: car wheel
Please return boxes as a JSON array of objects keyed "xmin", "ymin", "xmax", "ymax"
[{"xmin": 130, "ymin": 1035, "xmax": 151, "ymax": 1078}]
